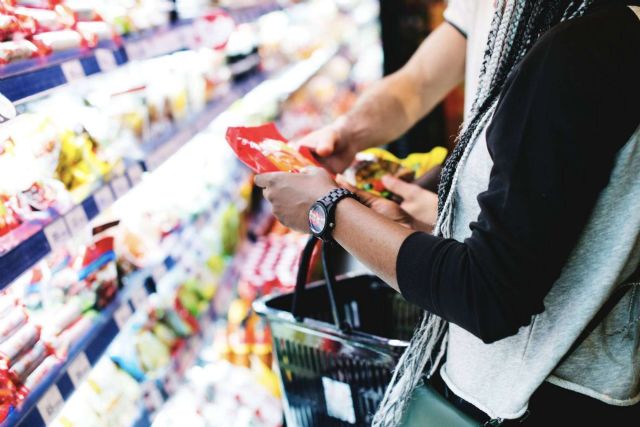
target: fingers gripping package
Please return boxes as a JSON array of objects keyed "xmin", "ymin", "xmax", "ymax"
[
  {"xmin": 343, "ymin": 147, "xmax": 448, "ymax": 200},
  {"xmin": 225, "ymin": 123, "xmax": 320, "ymax": 173}
]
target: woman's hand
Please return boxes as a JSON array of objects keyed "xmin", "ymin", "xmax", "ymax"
[
  {"xmin": 381, "ymin": 176, "xmax": 438, "ymax": 228},
  {"xmin": 294, "ymin": 118, "xmax": 360, "ymax": 174},
  {"xmin": 254, "ymin": 167, "xmax": 337, "ymax": 233}
]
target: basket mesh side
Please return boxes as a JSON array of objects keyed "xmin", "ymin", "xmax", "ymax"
[{"xmin": 274, "ymin": 336, "xmax": 393, "ymax": 427}]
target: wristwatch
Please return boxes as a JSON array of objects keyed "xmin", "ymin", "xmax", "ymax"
[{"xmin": 308, "ymin": 188, "xmax": 359, "ymax": 242}]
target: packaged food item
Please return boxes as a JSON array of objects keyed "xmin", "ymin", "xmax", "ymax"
[
  {"xmin": 8, "ymin": 340, "xmax": 51, "ymax": 384},
  {"xmin": 225, "ymin": 123, "xmax": 320, "ymax": 173},
  {"xmin": 18, "ymin": 355, "xmax": 61, "ymax": 400},
  {"xmin": 0, "ymin": 323, "xmax": 40, "ymax": 368},
  {"xmin": 32, "ymin": 29, "xmax": 84, "ymax": 53},
  {"xmin": 13, "ymin": 6, "xmax": 74, "ymax": 33},
  {"xmin": 0, "ymin": 40, "xmax": 38, "ymax": 64},
  {"xmin": 343, "ymin": 147, "xmax": 448, "ymax": 199},
  {"xmin": 0, "ymin": 306, "xmax": 28, "ymax": 345}
]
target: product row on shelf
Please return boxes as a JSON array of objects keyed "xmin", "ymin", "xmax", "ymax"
[
  {"xmin": 0, "ymin": 0, "xmax": 382, "ymax": 425},
  {"xmin": 0, "ymin": 0, "xmax": 284, "ymax": 101},
  {"xmin": 0, "ymin": 0, "xmax": 358, "ymax": 289}
]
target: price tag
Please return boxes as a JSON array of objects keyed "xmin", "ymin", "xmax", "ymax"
[
  {"xmin": 131, "ymin": 286, "xmax": 148, "ymax": 311},
  {"xmin": 64, "ymin": 205, "xmax": 88, "ymax": 233},
  {"xmin": 95, "ymin": 49, "xmax": 117, "ymax": 71},
  {"xmin": 152, "ymin": 264, "xmax": 166, "ymax": 284},
  {"xmin": 93, "ymin": 185, "xmax": 115, "ymax": 212},
  {"xmin": 36, "ymin": 385, "xmax": 64, "ymax": 424},
  {"xmin": 61, "ymin": 60, "xmax": 85, "ymax": 82},
  {"xmin": 44, "ymin": 218, "xmax": 70, "ymax": 251},
  {"xmin": 114, "ymin": 303, "xmax": 133, "ymax": 330},
  {"xmin": 110, "ymin": 175, "xmax": 130, "ymax": 199},
  {"xmin": 67, "ymin": 352, "xmax": 92, "ymax": 388},
  {"xmin": 142, "ymin": 381, "xmax": 164, "ymax": 412},
  {"xmin": 127, "ymin": 163, "xmax": 144, "ymax": 186}
]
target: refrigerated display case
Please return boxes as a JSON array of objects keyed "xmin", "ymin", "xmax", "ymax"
[{"xmin": 0, "ymin": 1, "xmax": 381, "ymax": 425}]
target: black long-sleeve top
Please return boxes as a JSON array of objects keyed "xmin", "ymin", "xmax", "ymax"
[{"xmin": 396, "ymin": 2, "xmax": 640, "ymax": 344}]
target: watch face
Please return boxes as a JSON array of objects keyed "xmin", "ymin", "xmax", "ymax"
[{"xmin": 308, "ymin": 203, "xmax": 327, "ymax": 235}]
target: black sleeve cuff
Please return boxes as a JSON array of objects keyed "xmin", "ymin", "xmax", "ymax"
[{"xmin": 445, "ymin": 19, "xmax": 468, "ymax": 38}]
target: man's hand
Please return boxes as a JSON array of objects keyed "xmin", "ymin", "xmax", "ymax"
[
  {"xmin": 254, "ymin": 168, "xmax": 337, "ymax": 233},
  {"xmin": 294, "ymin": 119, "xmax": 358, "ymax": 174},
  {"xmin": 382, "ymin": 176, "xmax": 438, "ymax": 228}
]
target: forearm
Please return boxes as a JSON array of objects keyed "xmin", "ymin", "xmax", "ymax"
[
  {"xmin": 338, "ymin": 23, "xmax": 466, "ymax": 150},
  {"xmin": 332, "ymin": 198, "xmax": 414, "ymax": 290}
]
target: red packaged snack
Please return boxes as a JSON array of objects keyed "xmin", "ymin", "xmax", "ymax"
[
  {"xmin": 0, "ymin": 323, "xmax": 40, "ymax": 368},
  {"xmin": 0, "ymin": 13, "xmax": 19, "ymax": 39},
  {"xmin": 0, "ymin": 40, "xmax": 38, "ymax": 64},
  {"xmin": 225, "ymin": 123, "xmax": 320, "ymax": 173},
  {"xmin": 0, "ymin": 306, "xmax": 28, "ymax": 345},
  {"xmin": 8, "ymin": 340, "xmax": 50, "ymax": 384},
  {"xmin": 14, "ymin": 6, "xmax": 75, "ymax": 34},
  {"xmin": 31, "ymin": 29, "xmax": 83, "ymax": 53}
]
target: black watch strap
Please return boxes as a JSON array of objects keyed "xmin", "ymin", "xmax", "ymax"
[
  {"xmin": 312, "ymin": 188, "xmax": 359, "ymax": 242},
  {"xmin": 318, "ymin": 188, "xmax": 359, "ymax": 207}
]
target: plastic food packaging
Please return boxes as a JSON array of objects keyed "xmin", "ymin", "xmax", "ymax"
[
  {"xmin": 0, "ymin": 306, "xmax": 28, "ymax": 345},
  {"xmin": 343, "ymin": 147, "xmax": 448, "ymax": 199},
  {"xmin": 32, "ymin": 29, "xmax": 84, "ymax": 53},
  {"xmin": 0, "ymin": 323, "xmax": 40, "ymax": 368},
  {"xmin": 0, "ymin": 40, "xmax": 39, "ymax": 64},
  {"xmin": 8, "ymin": 340, "xmax": 51, "ymax": 384},
  {"xmin": 225, "ymin": 123, "xmax": 320, "ymax": 173},
  {"xmin": 18, "ymin": 355, "xmax": 61, "ymax": 400}
]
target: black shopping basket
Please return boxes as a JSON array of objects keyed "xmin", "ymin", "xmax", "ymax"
[{"xmin": 253, "ymin": 236, "xmax": 422, "ymax": 427}]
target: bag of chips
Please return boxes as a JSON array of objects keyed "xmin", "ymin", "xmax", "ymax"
[{"xmin": 225, "ymin": 123, "xmax": 320, "ymax": 173}]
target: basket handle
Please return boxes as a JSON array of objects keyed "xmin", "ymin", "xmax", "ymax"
[{"xmin": 291, "ymin": 236, "xmax": 351, "ymax": 332}]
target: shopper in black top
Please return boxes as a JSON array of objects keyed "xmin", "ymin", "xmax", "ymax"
[{"xmin": 255, "ymin": 1, "xmax": 640, "ymax": 425}]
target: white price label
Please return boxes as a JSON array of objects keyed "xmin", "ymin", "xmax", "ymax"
[
  {"xmin": 95, "ymin": 49, "xmax": 117, "ymax": 71},
  {"xmin": 64, "ymin": 205, "xmax": 88, "ymax": 233},
  {"xmin": 127, "ymin": 163, "xmax": 144, "ymax": 186},
  {"xmin": 131, "ymin": 286, "xmax": 148, "ymax": 311},
  {"xmin": 67, "ymin": 352, "xmax": 92, "ymax": 388},
  {"xmin": 93, "ymin": 185, "xmax": 115, "ymax": 212},
  {"xmin": 61, "ymin": 60, "xmax": 85, "ymax": 82},
  {"xmin": 37, "ymin": 385, "xmax": 64, "ymax": 424},
  {"xmin": 44, "ymin": 218, "xmax": 70, "ymax": 250},
  {"xmin": 152, "ymin": 264, "xmax": 166, "ymax": 284},
  {"xmin": 110, "ymin": 175, "xmax": 130, "ymax": 199},
  {"xmin": 142, "ymin": 382, "xmax": 164, "ymax": 412},
  {"xmin": 114, "ymin": 303, "xmax": 133, "ymax": 330}
]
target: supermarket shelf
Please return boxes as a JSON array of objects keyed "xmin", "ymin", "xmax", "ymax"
[
  {"xmin": 1, "ymin": 40, "xmax": 341, "ymax": 425},
  {"xmin": 0, "ymin": 71, "xmax": 266, "ymax": 292},
  {"xmin": 0, "ymin": 1, "xmax": 281, "ymax": 103},
  {"xmin": 0, "ymin": 37, "xmax": 339, "ymax": 292},
  {"xmin": 4, "ymin": 276, "xmax": 151, "ymax": 427},
  {"xmin": 4, "ymin": 183, "xmax": 233, "ymax": 427}
]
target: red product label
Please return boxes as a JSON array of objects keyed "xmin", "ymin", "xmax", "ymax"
[{"xmin": 225, "ymin": 123, "xmax": 320, "ymax": 174}]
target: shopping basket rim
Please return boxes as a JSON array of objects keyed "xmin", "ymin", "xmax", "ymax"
[{"xmin": 253, "ymin": 272, "xmax": 411, "ymax": 351}]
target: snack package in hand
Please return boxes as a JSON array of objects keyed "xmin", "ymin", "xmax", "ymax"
[
  {"xmin": 343, "ymin": 147, "xmax": 447, "ymax": 200},
  {"xmin": 225, "ymin": 123, "xmax": 320, "ymax": 173}
]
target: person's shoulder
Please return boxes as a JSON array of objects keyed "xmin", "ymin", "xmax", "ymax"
[
  {"xmin": 536, "ymin": 5, "xmax": 640, "ymax": 63},
  {"xmin": 519, "ymin": 5, "xmax": 640, "ymax": 88}
]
